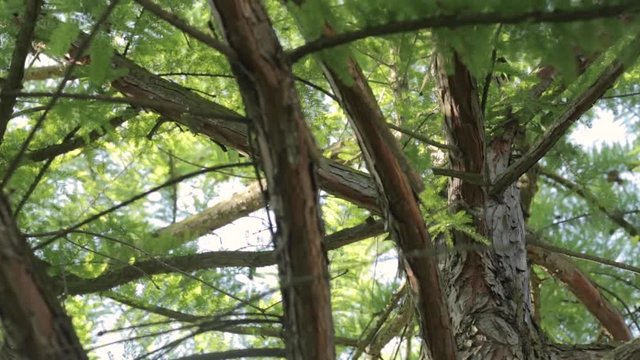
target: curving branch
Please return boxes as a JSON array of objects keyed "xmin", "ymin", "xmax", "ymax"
[{"xmin": 288, "ymin": 2, "xmax": 640, "ymax": 62}]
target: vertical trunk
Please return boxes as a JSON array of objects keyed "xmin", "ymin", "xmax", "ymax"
[
  {"xmin": 210, "ymin": 2, "xmax": 335, "ymax": 359},
  {"xmin": 0, "ymin": 195, "xmax": 87, "ymax": 360},
  {"xmin": 435, "ymin": 53, "xmax": 544, "ymax": 359}
]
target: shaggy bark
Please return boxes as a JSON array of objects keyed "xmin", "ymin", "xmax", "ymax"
[{"xmin": 435, "ymin": 52, "xmax": 542, "ymax": 358}]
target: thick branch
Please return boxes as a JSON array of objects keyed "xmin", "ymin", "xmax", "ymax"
[
  {"xmin": 156, "ymin": 180, "xmax": 264, "ymax": 249},
  {"xmin": 311, "ymin": 21, "xmax": 455, "ymax": 359},
  {"xmin": 288, "ymin": 3, "xmax": 640, "ymax": 62},
  {"xmin": 490, "ymin": 35, "xmax": 640, "ymax": 196},
  {"xmin": 211, "ymin": 2, "xmax": 335, "ymax": 358},
  {"xmin": 527, "ymin": 241, "xmax": 632, "ymax": 341},
  {"xmin": 30, "ymin": 21, "xmax": 379, "ymax": 212}
]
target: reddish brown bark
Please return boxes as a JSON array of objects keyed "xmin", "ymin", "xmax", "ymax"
[
  {"xmin": 209, "ymin": 1, "xmax": 335, "ymax": 358},
  {"xmin": 528, "ymin": 244, "xmax": 632, "ymax": 341},
  {"xmin": 0, "ymin": 195, "xmax": 87, "ymax": 359},
  {"xmin": 316, "ymin": 25, "xmax": 456, "ymax": 360},
  {"xmin": 435, "ymin": 51, "xmax": 540, "ymax": 358}
]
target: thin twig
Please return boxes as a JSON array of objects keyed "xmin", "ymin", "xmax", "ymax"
[
  {"xmin": 132, "ymin": 0, "xmax": 236, "ymax": 61},
  {"xmin": 1, "ymin": 0, "xmax": 121, "ymax": 190},
  {"xmin": 30, "ymin": 162, "xmax": 253, "ymax": 249}
]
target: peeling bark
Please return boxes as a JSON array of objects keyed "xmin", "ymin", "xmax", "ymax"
[{"xmin": 435, "ymin": 51, "xmax": 543, "ymax": 358}]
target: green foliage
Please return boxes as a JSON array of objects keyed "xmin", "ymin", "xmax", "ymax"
[
  {"xmin": 47, "ymin": 20, "xmax": 80, "ymax": 57},
  {"xmin": 0, "ymin": 0, "xmax": 638, "ymax": 357}
]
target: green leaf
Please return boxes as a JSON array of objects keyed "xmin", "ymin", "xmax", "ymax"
[
  {"xmin": 88, "ymin": 35, "xmax": 113, "ymax": 86},
  {"xmin": 47, "ymin": 21, "xmax": 80, "ymax": 57}
]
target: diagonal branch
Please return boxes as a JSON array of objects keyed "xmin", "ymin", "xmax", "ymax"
[
  {"xmin": 540, "ymin": 169, "xmax": 638, "ymax": 238},
  {"xmin": 306, "ymin": 18, "xmax": 456, "ymax": 358},
  {"xmin": 0, "ymin": 0, "xmax": 41, "ymax": 142},
  {"xmin": 26, "ymin": 110, "xmax": 137, "ymax": 162},
  {"xmin": 32, "ymin": 19, "xmax": 380, "ymax": 213},
  {"xmin": 490, "ymin": 34, "xmax": 640, "ymax": 196},
  {"xmin": 58, "ymin": 219, "xmax": 384, "ymax": 294},
  {"xmin": 527, "ymin": 234, "xmax": 632, "ymax": 341},
  {"xmin": 132, "ymin": 0, "xmax": 235, "ymax": 60},
  {"xmin": 288, "ymin": 2, "xmax": 640, "ymax": 62}
]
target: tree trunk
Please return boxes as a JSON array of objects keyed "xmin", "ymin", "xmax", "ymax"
[
  {"xmin": 435, "ymin": 52, "xmax": 545, "ymax": 358},
  {"xmin": 0, "ymin": 195, "xmax": 87, "ymax": 360},
  {"xmin": 210, "ymin": 1, "xmax": 335, "ymax": 358}
]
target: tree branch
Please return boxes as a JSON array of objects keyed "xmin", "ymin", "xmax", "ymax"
[
  {"xmin": 527, "ymin": 238, "xmax": 632, "ymax": 341},
  {"xmin": 131, "ymin": 0, "xmax": 236, "ymax": 60},
  {"xmin": 387, "ymin": 122, "xmax": 452, "ymax": 150},
  {"xmin": 431, "ymin": 167, "xmax": 487, "ymax": 185},
  {"xmin": 57, "ymin": 220, "xmax": 384, "ymax": 295},
  {"xmin": 490, "ymin": 34, "xmax": 640, "ymax": 196},
  {"xmin": 0, "ymin": 0, "xmax": 41, "ymax": 142},
  {"xmin": 25, "ymin": 110, "xmax": 136, "ymax": 162},
  {"xmin": 540, "ymin": 169, "xmax": 639, "ymax": 237},
  {"xmin": 4, "ymin": 91, "xmax": 249, "ymax": 123},
  {"xmin": 288, "ymin": 3, "xmax": 640, "ymax": 62}
]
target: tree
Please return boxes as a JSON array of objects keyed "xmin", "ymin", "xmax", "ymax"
[{"xmin": 0, "ymin": 0, "xmax": 639, "ymax": 359}]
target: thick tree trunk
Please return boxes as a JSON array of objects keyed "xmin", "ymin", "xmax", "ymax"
[
  {"xmin": 0, "ymin": 195, "xmax": 87, "ymax": 360},
  {"xmin": 435, "ymin": 52, "xmax": 545, "ymax": 359},
  {"xmin": 209, "ymin": 1, "xmax": 335, "ymax": 358}
]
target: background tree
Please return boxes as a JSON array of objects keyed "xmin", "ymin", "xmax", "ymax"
[{"xmin": 0, "ymin": 0, "xmax": 639, "ymax": 359}]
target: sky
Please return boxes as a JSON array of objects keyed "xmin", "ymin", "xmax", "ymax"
[{"xmin": 89, "ymin": 108, "xmax": 635, "ymax": 358}]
